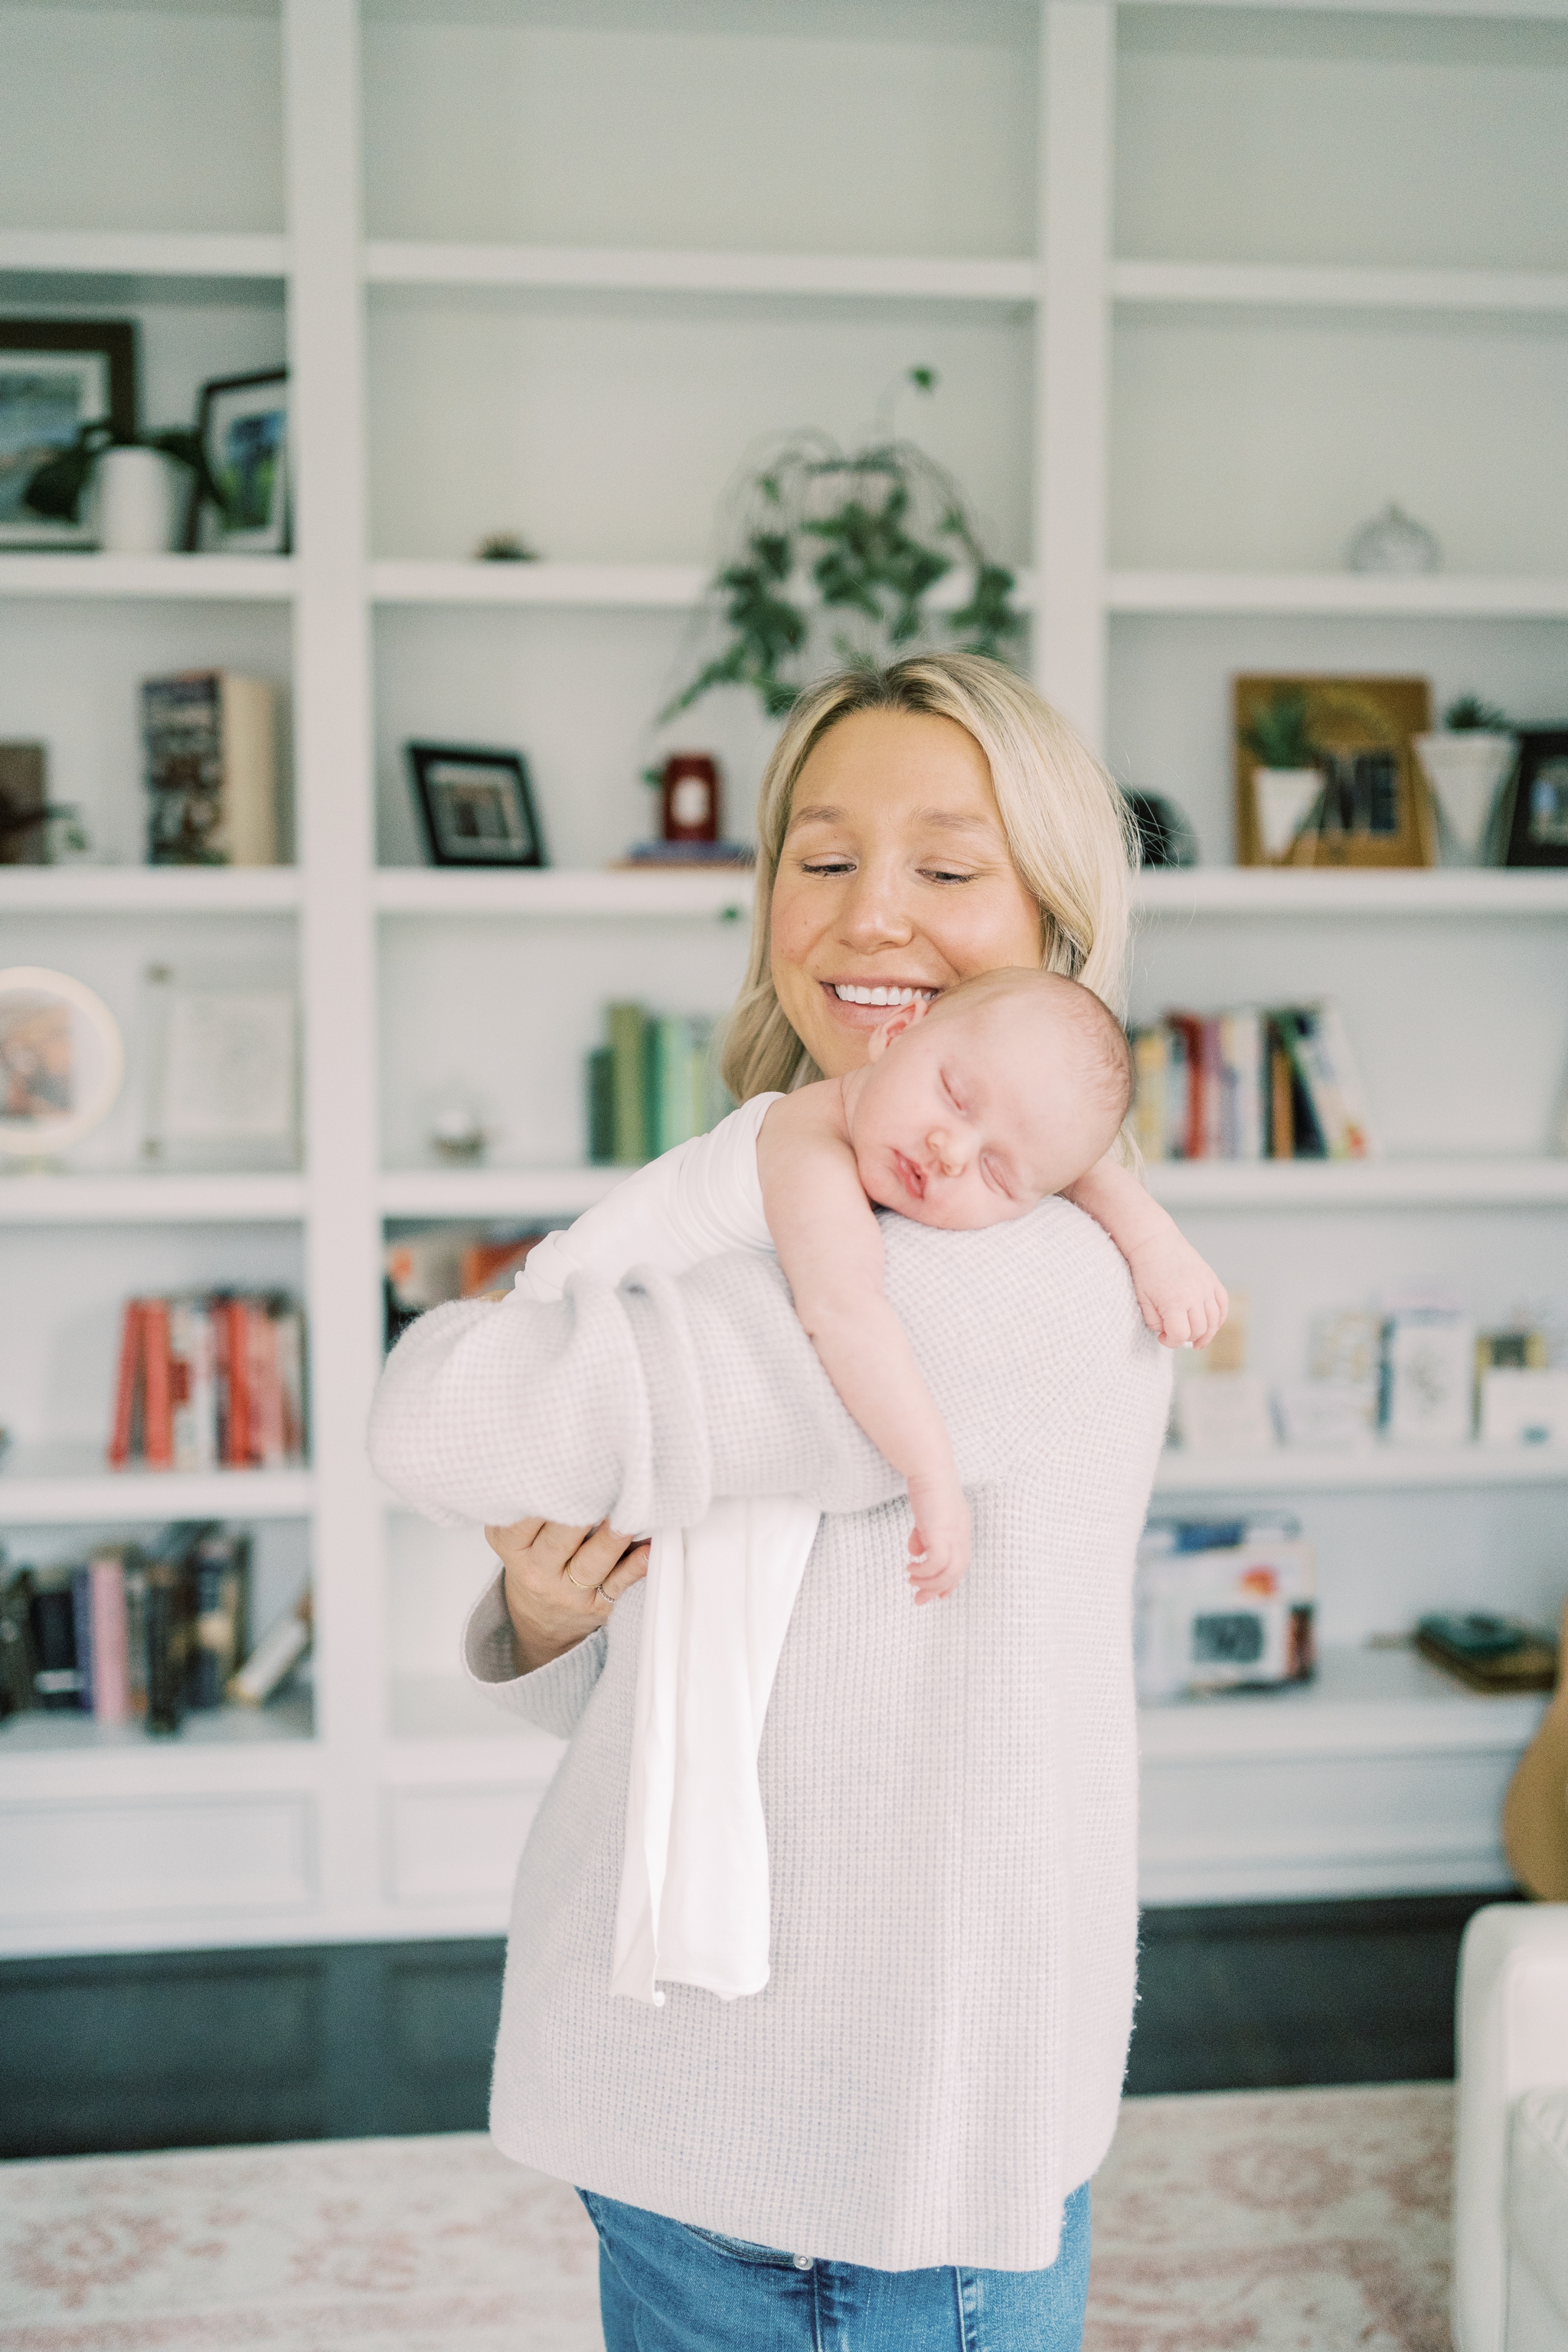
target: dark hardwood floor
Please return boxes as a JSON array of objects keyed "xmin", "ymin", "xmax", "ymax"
[{"xmin": 0, "ymin": 1892, "xmax": 1512, "ymax": 2159}]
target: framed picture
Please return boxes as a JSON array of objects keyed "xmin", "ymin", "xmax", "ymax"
[
  {"xmin": 407, "ymin": 743, "xmax": 547, "ymax": 867},
  {"xmin": 0, "ymin": 965, "xmax": 125, "ymax": 1161},
  {"xmin": 0, "ymin": 318, "xmax": 136, "ymax": 549},
  {"xmin": 1504, "ymin": 730, "xmax": 1568, "ymax": 868},
  {"xmin": 1233, "ymin": 675, "xmax": 1435, "ymax": 869},
  {"xmin": 191, "ymin": 368, "xmax": 289, "ymax": 553},
  {"xmin": 140, "ymin": 963, "xmax": 299, "ymax": 1171}
]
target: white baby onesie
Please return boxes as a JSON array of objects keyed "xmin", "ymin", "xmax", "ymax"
[{"xmin": 515, "ymin": 1093, "xmax": 821, "ymax": 2006}]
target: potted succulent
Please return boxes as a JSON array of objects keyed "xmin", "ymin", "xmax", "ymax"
[
  {"xmin": 23, "ymin": 420, "xmax": 228, "ymax": 554},
  {"xmin": 658, "ymin": 372, "xmax": 1024, "ymax": 729},
  {"xmin": 1413, "ymin": 697, "xmax": 1517, "ymax": 865},
  {"xmin": 1240, "ymin": 687, "xmax": 1323, "ymax": 861}
]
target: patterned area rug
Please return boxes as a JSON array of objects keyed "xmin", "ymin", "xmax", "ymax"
[{"xmin": 0, "ymin": 2082, "xmax": 1452, "ymax": 2351}]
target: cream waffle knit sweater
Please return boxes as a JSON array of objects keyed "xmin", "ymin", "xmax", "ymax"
[{"xmin": 368, "ymin": 1198, "xmax": 1171, "ymax": 2272}]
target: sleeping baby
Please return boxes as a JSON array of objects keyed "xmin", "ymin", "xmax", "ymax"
[{"xmin": 522, "ymin": 963, "xmax": 1227, "ymax": 1600}]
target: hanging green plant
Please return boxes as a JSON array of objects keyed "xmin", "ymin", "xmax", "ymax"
[{"xmin": 659, "ymin": 373, "xmax": 1024, "ymax": 727}]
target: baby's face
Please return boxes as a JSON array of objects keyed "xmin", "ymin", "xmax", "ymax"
[{"xmin": 844, "ymin": 996, "xmax": 1109, "ymax": 1231}]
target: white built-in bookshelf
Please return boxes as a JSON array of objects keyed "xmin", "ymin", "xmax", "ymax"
[{"xmin": 1, "ymin": 0, "xmax": 1566, "ymax": 1951}]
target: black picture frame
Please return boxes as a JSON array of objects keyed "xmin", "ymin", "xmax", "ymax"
[
  {"xmin": 407, "ymin": 743, "xmax": 547, "ymax": 868},
  {"xmin": 0, "ymin": 318, "xmax": 137, "ymax": 548},
  {"xmin": 188, "ymin": 367, "xmax": 289, "ymax": 553},
  {"xmin": 1504, "ymin": 729, "xmax": 1568, "ymax": 868}
]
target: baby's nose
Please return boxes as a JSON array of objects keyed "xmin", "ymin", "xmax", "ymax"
[{"xmin": 928, "ymin": 1125, "xmax": 969, "ymax": 1177}]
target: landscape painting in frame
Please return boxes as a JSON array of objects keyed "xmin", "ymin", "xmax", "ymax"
[{"xmin": 0, "ymin": 320, "xmax": 136, "ymax": 550}]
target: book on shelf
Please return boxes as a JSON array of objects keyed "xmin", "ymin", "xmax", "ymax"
[
  {"xmin": 588, "ymin": 1002, "xmax": 727, "ymax": 1168},
  {"xmin": 384, "ymin": 1228, "xmax": 550, "ymax": 1346},
  {"xmin": 1414, "ymin": 1612, "xmax": 1558, "ymax": 1694},
  {"xmin": 1135, "ymin": 1514, "xmax": 1316, "ymax": 1701},
  {"xmin": 107, "ymin": 1292, "xmax": 307, "ymax": 1472},
  {"xmin": 0, "ymin": 1528, "xmax": 308, "ymax": 1734},
  {"xmin": 142, "ymin": 671, "xmax": 279, "ymax": 867},
  {"xmin": 1130, "ymin": 996, "xmax": 1377, "ymax": 1162}
]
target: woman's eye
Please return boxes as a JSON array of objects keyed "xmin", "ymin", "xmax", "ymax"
[
  {"xmin": 922, "ymin": 867, "xmax": 974, "ymax": 885},
  {"xmin": 799, "ymin": 858, "xmax": 854, "ymax": 877}
]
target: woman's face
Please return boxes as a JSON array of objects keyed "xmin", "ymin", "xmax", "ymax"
[{"xmin": 769, "ymin": 708, "xmax": 1045, "ymax": 1080}]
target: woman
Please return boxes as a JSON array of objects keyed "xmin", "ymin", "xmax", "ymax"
[{"xmin": 370, "ymin": 653, "xmax": 1172, "ymax": 2350}]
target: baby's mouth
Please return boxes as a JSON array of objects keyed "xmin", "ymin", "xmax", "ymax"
[{"xmin": 891, "ymin": 1149, "xmax": 926, "ymax": 1201}]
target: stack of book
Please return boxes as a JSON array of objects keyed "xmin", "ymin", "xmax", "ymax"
[
  {"xmin": 142, "ymin": 670, "xmax": 279, "ymax": 867},
  {"xmin": 0, "ymin": 1526, "xmax": 310, "ymax": 1733},
  {"xmin": 108, "ymin": 1294, "xmax": 307, "ymax": 1472},
  {"xmin": 1129, "ymin": 998, "xmax": 1377, "ymax": 1162},
  {"xmin": 587, "ymin": 1004, "xmax": 727, "ymax": 1166}
]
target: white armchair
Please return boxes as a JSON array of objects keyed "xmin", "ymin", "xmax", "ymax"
[{"xmin": 1453, "ymin": 1904, "xmax": 1568, "ymax": 2352}]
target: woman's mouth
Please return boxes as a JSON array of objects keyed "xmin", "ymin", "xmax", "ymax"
[{"xmin": 818, "ymin": 980, "xmax": 938, "ymax": 1028}]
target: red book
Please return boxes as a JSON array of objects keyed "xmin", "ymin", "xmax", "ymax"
[
  {"xmin": 107, "ymin": 1301, "xmax": 144, "ymax": 1467},
  {"xmin": 248, "ymin": 1302, "xmax": 284, "ymax": 1468},
  {"xmin": 225, "ymin": 1297, "xmax": 251, "ymax": 1468},
  {"xmin": 141, "ymin": 1298, "xmax": 174, "ymax": 1468},
  {"xmin": 1166, "ymin": 1014, "xmax": 1205, "ymax": 1161},
  {"xmin": 1200, "ymin": 1018, "xmax": 1227, "ymax": 1159},
  {"xmin": 88, "ymin": 1555, "xmax": 130, "ymax": 1725}
]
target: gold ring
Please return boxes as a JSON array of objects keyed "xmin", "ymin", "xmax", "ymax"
[{"xmin": 564, "ymin": 1561, "xmax": 603, "ymax": 1596}]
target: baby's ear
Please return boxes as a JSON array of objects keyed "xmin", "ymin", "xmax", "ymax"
[{"xmin": 867, "ymin": 999, "xmax": 930, "ymax": 1059}]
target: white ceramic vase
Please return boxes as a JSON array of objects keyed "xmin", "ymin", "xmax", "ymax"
[
  {"xmin": 96, "ymin": 446, "xmax": 178, "ymax": 554},
  {"xmin": 1412, "ymin": 733, "xmax": 1517, "ymax": 864},
  {"xmin": 1253, "ymin": 766, "xmax": 1321, "ymax": 861}
]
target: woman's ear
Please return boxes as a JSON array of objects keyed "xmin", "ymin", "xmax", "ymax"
[{"xmin": 867, "ymin": 998, "xmax": 931, "ymax": 1060}]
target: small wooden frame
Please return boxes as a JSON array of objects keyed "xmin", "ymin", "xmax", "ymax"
[{"xmin": 1233, "ymin": 675, "xmax": 1435, "ymax": 869}]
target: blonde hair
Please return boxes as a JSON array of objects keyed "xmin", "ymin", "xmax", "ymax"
[{"xmin": 720, "ymin": 652, "xmax": 1135, "ymax": 1102}]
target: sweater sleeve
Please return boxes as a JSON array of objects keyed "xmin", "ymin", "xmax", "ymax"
[{"xmin": 368, "ymin": 1198, "xmax": 1160, "ymax": 1532}]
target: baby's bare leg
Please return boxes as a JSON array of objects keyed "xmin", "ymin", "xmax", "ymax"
[{"xmin": 758, "ymin": 1090, "xmax": 970, "ymax": 1597}]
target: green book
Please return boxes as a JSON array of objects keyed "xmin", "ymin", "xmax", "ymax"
[
  {"xmin": 586, "ymin": 1047, "xmax": 616, "ymax": 1165},
  {"xmin": 651, "ymin": 1017, "xmax": 703, "ymax": 1157},
  {"xmin": 607, "ymin": 1002, "xmax": 648, "ymax": 1165}
]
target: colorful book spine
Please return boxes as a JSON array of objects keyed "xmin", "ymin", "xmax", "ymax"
[
  {"xmin": 608, "ymin": 1002, "xmax": 648, "ymax": 1165},
  {"xmin": 69, "ymin": 1566, "xmax": 96, "ymax": 1714},
  {"xmin": 87, "ymin": 1553, "xmax": 131, "ymax": 1726}
]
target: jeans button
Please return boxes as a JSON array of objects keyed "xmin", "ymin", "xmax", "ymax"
[{"xmin": 792, "ymin": 2255, "xmax": 813, "ymax": 2270}]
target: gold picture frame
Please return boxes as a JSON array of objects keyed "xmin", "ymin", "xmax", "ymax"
[{"xmin": 1234, "ymin": 675, "xmax": 1436, "ymax": 869}]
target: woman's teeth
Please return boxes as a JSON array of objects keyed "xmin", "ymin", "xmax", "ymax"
[{"xmin": 832, "ymin": 985, "xmax": 935, "ymax": 1007}]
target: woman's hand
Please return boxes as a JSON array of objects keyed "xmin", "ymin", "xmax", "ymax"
[{"xmin": 483, "ymin": 1517, "xmax": 650, "ymax": 1675}]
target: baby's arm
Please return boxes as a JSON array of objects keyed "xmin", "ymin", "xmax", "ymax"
[
  {"xmin": 756, "ymin": 1089, "xmax": 969, "ymax": 1600},
  {"xmin": 1064, "ymin": 1155, "xmax": 1227, "ymax": 1348}
]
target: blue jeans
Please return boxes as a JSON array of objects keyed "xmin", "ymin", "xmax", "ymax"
[{"xmin": 576, "ymin": 2180, "xmax": 1091, "ymax": 2351}]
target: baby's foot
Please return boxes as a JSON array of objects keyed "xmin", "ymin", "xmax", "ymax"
[{"xmin": 905, "ymin": 1475, "xmax": 971, "ymax": 1605}]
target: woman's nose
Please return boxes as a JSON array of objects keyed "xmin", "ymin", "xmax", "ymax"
[{"xmin": 836, "ymin": 864, "xmax": 915, "ymax": 949}]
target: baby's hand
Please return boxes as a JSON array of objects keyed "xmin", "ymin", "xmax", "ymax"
[
  {"xmin": 1129, "ymin": 1230, "xmax": 1229, "ymax": 1350},
  {"xmin": 904, "ymin": 1471, "xmax": 971, "ymax": 1605}
]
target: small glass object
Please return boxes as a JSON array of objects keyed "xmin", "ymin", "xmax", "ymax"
[{"xmin": 1344, "ymin": 503, "xmax": 1442, "ymax": 575}]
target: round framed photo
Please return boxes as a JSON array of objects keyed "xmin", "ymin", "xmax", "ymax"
[{"xmin": 0, "ymin": 965, "xmax": 124, "ymax": 1161}]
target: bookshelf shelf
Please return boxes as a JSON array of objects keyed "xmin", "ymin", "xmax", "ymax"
[
  {"xmin": 1138, "ymin": 1644, "xmax": 1547, "ymax": 1766},
  {"xmin": 0, "ymin": 230, "xmax": 289, "ymax": 286},
  {"xmin": 0, "ymin": 868, "xmax": 300, "ymax": 916},
  {"xmin": 0, "ymin": 1174, "xmax": 307, "ymax": 1226},
  {"xmin": 368, "ymin": 560, "xmax": 1037, "ymax": 613},
  {"xmin": 0, "ymin": 1452, "xmax": 315, "ymax": 1525},
  {"xmin": 1144, "ymin": 1158, "xmax": 1568, "ymax": 1209},
  {"xmin": 373, "ymin": 867, "xmax": 754, "ymax": 919},
  {"xmin": 1154, "ymin": 1444, "xmax": 1568, "ymax": 1494},
  {"xmin": 0, "ymin": 555, "xmax": 296, "ymax": 603},
  {"xmin": 1106, "ymin": 571, "xmax": 1568, "ymax": 618},
  {"xmin": 1135, "ymin": 870, "xmax": 1568, "ymax": 916},
  {"xmin": 0, "ymin": 1691, "xmax": 314, "ymax": 1759},
  {"xmin": 364, "ymin": 241, "xmax": 1037, "ymax": 304},
  {"xmin": 379, "ymin": 1165, "xmax": 625, "ymax": 1220},
  {"xmin": 1111, "ymin": 260, "xmax": 1568, "ymax": 315}
]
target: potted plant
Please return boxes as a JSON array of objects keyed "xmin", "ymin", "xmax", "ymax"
[
  {"xmin": 1240, "ymin": 687, "xmax": 1324, "ymax": 861},
  {"xmin": 1413, "ymin": 697, "xmax": 1517, "ymax": 866},
  {"xmin": 23, "ymin": 420, "xmax": 228, "ymax": 555},
  {"xmin": 658, "ymin": 372, "xmax": 1024, "ymax": 730}
]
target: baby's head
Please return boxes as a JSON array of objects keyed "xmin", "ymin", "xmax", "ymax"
[{"xmin": 842, "ymin": 967, "xmax": 1132, "ymax": 1230}]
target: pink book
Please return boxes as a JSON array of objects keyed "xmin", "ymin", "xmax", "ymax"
[{"xmin": 89, "ymin": 1555, "xmax": 131, "ymax": 1726}]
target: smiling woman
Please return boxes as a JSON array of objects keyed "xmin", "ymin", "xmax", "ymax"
[{"xmin": 724, "ymin": 652, "xmax": 1134, "ymax": 1104}]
